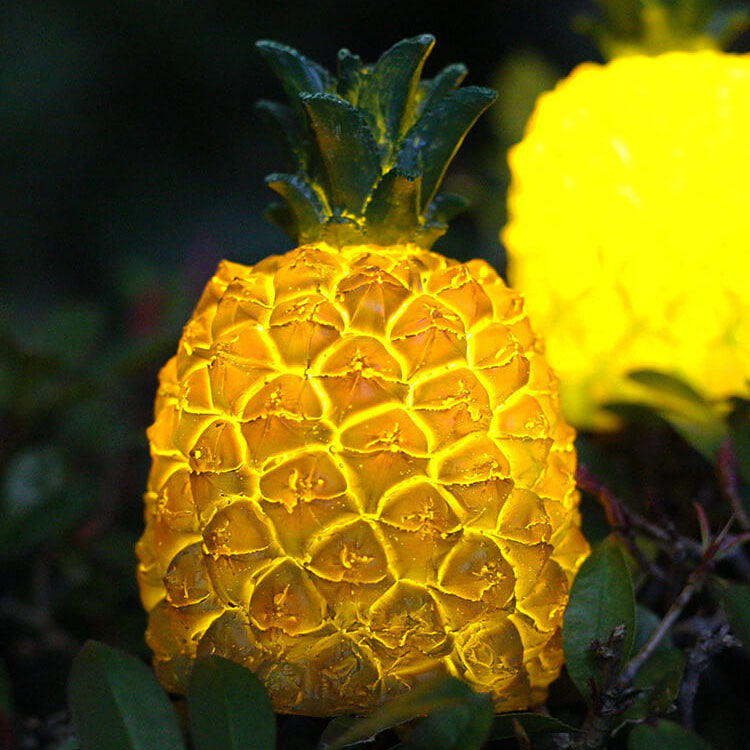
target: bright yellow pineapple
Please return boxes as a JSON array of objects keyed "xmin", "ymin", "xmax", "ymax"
[
  {"xmin": 503, "ymin": 0, "xmax": 750, "ymax": 428},
  {"xmin": 137, "ymin": 35, "xmax": 589, "ymax": 716}
]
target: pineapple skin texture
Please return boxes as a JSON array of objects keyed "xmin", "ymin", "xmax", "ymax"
[
  {"xmin": 137, "ymin": 241, "xmax": 589, "ymax": 715},
  {"xmin": 504, "ymin": 51, "xmax": 750, "ymax": 427}
]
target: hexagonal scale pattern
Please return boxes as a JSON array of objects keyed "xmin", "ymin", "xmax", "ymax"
[{"xmin": 138, "ymin": 241, "xmax": 589, "ymax": 715}]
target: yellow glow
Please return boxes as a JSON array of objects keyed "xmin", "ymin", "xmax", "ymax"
[
  {"xmin": 504, "ymin": 51, "xmax": 750, "ymax": 427},
  {"xmin": 138, "ymin": 241, "xmax": 589, "ymax": 715}
]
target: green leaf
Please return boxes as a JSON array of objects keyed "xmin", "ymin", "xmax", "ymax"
[
  {"xmin": 300, "ymin": 93, "xmax": 381, "ymax": 214},
  {"xmin": 359, "ymin": 34, "xmax": 434, "ymax": 146},
  {"xmin": 490, "ymin": 712, "xmax": 580, "ymax": 740},
  {"xmin": 265, "ymin": 201, "xmax": 297, "ymax": 239},
  {"xmin": 336, "ymin": 48, "xmax": 364, "ymax": 99},
  {"xmin": 186, "ymin": 655, "xmax": 275, "ymax": 750},
  {"xmin": 563, "ymin": 534, "xmax": 636, "ymax": 703},
  {"xmin": 396, "ymin": 86, "xmax": 496, "ymax": 210},
  {"xmin": 628, "ymin": 720, "xmax": 714, "ymax": 750},
  {"xmin": 627, "ymin": 370, "xmax": 708, "ymax": 407},
  {"xmin": 68, "ymin": 640, "xmax": 185, "ymax": 750},
  {"xmin": 266, "ymin": 172, "xmax": 327, "ymax": 239},
  {"xmin": 424, "ymin": 193, "xmax": 470, "ymax": 225},
  {"xmin": 418, "ymin": 63, "xmax": 468, "ymax": 114},
  {"xmin": 624, "ymin": 369, "xmax": 727, "ymax": 461},
  {"xmin": 718, "ymin": 580, "xmax": 750, "ymax": 654},
  {"xmin": 256, "ymin": 100, "xmax": 309, "ymax": 172},
  {"xmin": 318, "ymin": 676, "xmax": 486, "ymax": 750},
  {"xmin": 365, "ymin": 168, "xmax": 421, "ymax": 240},
  {"xmin": 402, "ymin": 694, "xmax": 493, "ymax": 750},
  {"xmin": 256, "ymin": 41, "xmax": 332, "ymax": 101}
]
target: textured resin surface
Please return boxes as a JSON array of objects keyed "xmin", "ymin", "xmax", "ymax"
[{"xmin": 137, "ymin": 242, "xmax": 588, "ymax": 715}]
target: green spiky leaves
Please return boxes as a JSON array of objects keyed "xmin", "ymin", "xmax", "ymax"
[
  {"xmin": 256, "ymin": 35, "xmax": 496, "ymax": 248},
  {"xmin": 578, "ymin": 0, "xmax": 748, "ymax": 59}
]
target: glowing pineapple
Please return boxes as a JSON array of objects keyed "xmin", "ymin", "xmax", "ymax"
[
  {"xmin": 503, "ymin": 1, "xmax": 750, "ymax": 428},
  {"xmin": 137, "ymin": 35, "xmax": 588, "ymax": 715}
]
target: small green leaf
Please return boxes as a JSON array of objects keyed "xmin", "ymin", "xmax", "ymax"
[
  {"xmin": 266, "ymin": 172, "xmax": 327, "ymax": 240},
  {"xmin": 627, "ymin": 369, "xmax": 708, "ymax": 406},
  {"xmin": 256, "ymin": 100, "xmax": 309, "ymax": 171},
  {"xmin": 563, "ymin": 534, "xmax": 636, "ymax": 703},
  {"xmin": 359, "ymin": 34, "xmax": 434, "ymax": 145},
  {"xmin": 403, "ymin": 694, "xmax": 493, "ymax": 750},
  {"xmin": 397, "ymin": 86, "xmax": 496, "ymax": 210},
  {"xmin": 365, "ymin": 168, "xmax": 421, "ymax": 240},
  {"xmin": 256, "ymin": 41, "xmax": 332, "ymax": 100},
  {"xmin": 186, "ymin": 655, "xmax": 275, "ymax": 750},
  {"xmin": 628, "ymin": 720, "xmax": 714, "ymax": 750},
  {"xmin": 418, "ymin": 63, "xmax": 468, "ymax": 114},
  {"xmin": 718, "ymin": 580, "xmax": 750, "ymax": 654},
  {"xmin": 490, "ymin": 712, "xmax": 580, "ymax": 740},
  {"xmin": 624, "ymin": 369, "xmax": 727, "ymax": 461},
  {"xmin": 68, "ymin": 641, "xmax": 185, "ymax": 750},
  {"xmin": 264, "ymin": 201, "xmax": 298, "ymax": 239},
  {"xmin": 336, "ymin": 48, "xmax": 364, "ymax": 99},
  {"xmin": 319, "ymin": 676, "xmax": 485, "ymax": 750},
  {"xmin": 424, "ymin": 193, "xmax": 470, "ymax": 225},
  {"xmin": 300, "ymin": 93, "xmax": 381, "ymax": 214}
]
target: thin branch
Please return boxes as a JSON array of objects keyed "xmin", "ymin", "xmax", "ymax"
[
  {"xmin": 679, "ymin": 623, "xmax": 741, "ymax": 729},
  {"xmin": 576, "ymin": 464, "xmax": 702, "ymax": 558},
  {"xmin": 619, "ymin": 571, "xmax": 702, "ymax": 688},
  {"xmin": 718, "ymin": 439, "xmax": 750, "ymax": 530}
]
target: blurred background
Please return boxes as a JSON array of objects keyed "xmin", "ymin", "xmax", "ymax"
[{"xmin": 1, "ymin": 0, "xmax": 748, "ymax": 745}]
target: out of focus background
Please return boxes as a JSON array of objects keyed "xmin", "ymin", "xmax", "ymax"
[{"xmin": 1, "ymin": 0, "xmax": 748, "ymax": 746}]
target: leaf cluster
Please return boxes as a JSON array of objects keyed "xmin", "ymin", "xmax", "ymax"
[
  {"xmin": 61, "ymin": 643, "xmax": 578, "ymax": 750},
  {"xmin": 257, "ymin": 36, "xmax": 496, "ymax": 247}
]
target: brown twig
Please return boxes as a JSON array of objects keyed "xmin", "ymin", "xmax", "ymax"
[
  {"xmin": 678, "ymin": 622, "xmax": 741, "ymax": 729},
  {"xmin": 717, "ymin": 439, "xmax": 750, "ymax": 531},
  {"xmin": 576, "ymin": 465, "xmax": 702, "ymax": 559},
  {"xmin": 620, "ymin": 571, "xmax": 703, "ymax": 688}
]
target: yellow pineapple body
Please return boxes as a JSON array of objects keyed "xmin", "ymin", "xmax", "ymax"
[
  {"xmin": 504, "ymin": 51, "xmax": 750, "ymax": 427},
  {"xmin": 139, "ymin": 35, "xmax": 589, "ymax": 716},
  {"xmin": 137, "ymin": 241, "xmax": 588, "ymax": 714}
]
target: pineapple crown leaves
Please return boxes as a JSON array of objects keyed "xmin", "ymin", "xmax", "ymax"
[
  {"xmin": 577, "ymin": 0, "xmax": 749, "ymax": 59},
  {"xmin": 255, "ymin": 35, "xmax": 497, "ymax": 248}
]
